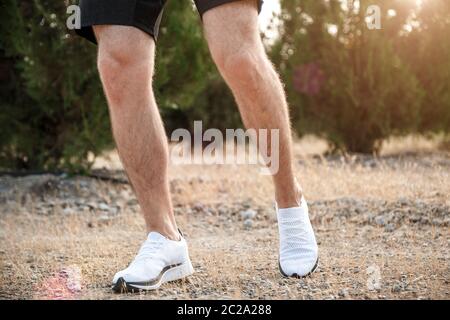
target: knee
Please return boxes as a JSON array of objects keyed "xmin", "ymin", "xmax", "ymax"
[
  {"xmin": 97, "ymin": 43, "xmax": 152, "ymax": 82},
  {"xmin": 214, "ymin": 47, "xmax": 268, "ymax": 92},
  {"xmin": 97, "ymin": 41, "xmax": 154, "ymax": 104}
]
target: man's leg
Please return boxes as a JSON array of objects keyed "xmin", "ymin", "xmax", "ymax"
[
  {"xmin": 94, "ymin": 26, "xmax": 179, "ymax": 240},
  {"xmin": 202, "ymin": 1, "xmax": 300, "ymax": 208},
  {"xmin": 95, "ymin": 26, "xmax": 193, "ymax": 292},
  {"xmin": 202, "ymin": 0, "xmax": 318, "ymax": 277}
]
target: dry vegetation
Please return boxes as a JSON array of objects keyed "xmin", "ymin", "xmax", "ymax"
[{"xmin": 0, "ymin": 135, "xmax": 449, "ymax": 300}]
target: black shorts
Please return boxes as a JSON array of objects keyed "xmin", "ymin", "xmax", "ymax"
[{"xmin": 76, "ymin": 0, "xmax": 264, "ymax": 45}]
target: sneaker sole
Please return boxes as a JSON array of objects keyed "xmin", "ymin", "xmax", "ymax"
[
  {"xmin": 278, "ymin": 258, "xmax": 319, "ymax": 279},
  {"xmin": 112, "ymin": 260, "xmax": 194, "ymax": 293}
]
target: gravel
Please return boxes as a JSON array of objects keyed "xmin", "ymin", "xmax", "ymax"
[{"xmin": 0, "ymin": 159, "xmax": 448, "ymax": 300}]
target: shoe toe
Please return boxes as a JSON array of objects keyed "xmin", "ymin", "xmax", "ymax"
[
  {"xmin": 114, "ymin": 271, "xmax": 142, "ymax": 283},
  {"xmin": 112, "ymin": 270, "xmax": 126, "ymax": 284},
  {"xmin": 280, "ymin": 257, "xmax": 318, "ymax": 277},
  {"xmin": 112, "ymin": 267, "xmax": 139, "ymax": 284}
]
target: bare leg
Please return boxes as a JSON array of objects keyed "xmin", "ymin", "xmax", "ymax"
[
  {"xmin": 203, "ymin": 0, "xmax": 301, "ymax": 208},
  {"xmin": 94, "ymin": 26, "xmax": 179, "ymax": 240}
]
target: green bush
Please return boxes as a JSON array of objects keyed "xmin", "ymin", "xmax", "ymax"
[
  {"xmin": 155, "ymin": 1, "xmax": 243, "ymax": 135},
  {"xmin": 1, "ymin": 0, "xmax": 448, "ymax": 172},
  {"xmin": 271, "ymin": 0, "xmax": 447, "ymax": 153},
  {"xmin": 0, "ymin": 0, "xmax": 238, "ymax": 172},
  {"xmin": 0, "ymin": 0, "xmax": 110, "ymax": 172},
  {"xmin": 396, "ymin": 0, "xmax": 450, "ymax": 133}
]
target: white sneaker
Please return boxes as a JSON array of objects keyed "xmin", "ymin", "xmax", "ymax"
[
  {"xmin": 112, "ymin": 231, "xmax": 194, "ymax": 293},
  {"xmin": 277, "ymin": 197, "xmax": 319, "ymax": 278}
]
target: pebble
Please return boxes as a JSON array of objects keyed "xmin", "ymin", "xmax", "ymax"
[
  {"xmin": 374, "ymin": 215, "xmax": 386, "ymax": 226},
  {"xmin": 243, "ymin": 219, "xmax": 253, "ymax": 229},
  {"xmin": 193, "ymin": 203, "xmax": 205, "ymax": 212},
  {"xmin": 338, "ymin": 289, "xmax": 349, "ymax": 298},
  {"xmin": 62, "ymin": 207, "xmax": 74, "ymax": 215},
  {"xmin": 78, "ymin": 181, "xmax": 90, "ymax": 189},
  {"xmin": 392, "ymin": 283, "xmax": 402, "ymax": 293},
  {"xmin": 98, "ymin": 203, "xmax": 110, "ymax": 211},
  {"xmin": 240, "ymin": 209, "xmax": 257, "ymax": 220},
  {"xmin": 384, "ymin": 223, "xmax": 396, "ymax": 232},
  {"xmin": 127, "ymin": 198, "xmax": 138, "ymax": 206},
  {"xmin": 98, "ymin": 215, "xmax": 111, "ymax": 222},
  {"xmin": 109, "ymin": 206, "xmax": 120, "ymax": 215},
  {"xmin": 398, "ymin": 198, "xmax": 409, "ymax": 206}
]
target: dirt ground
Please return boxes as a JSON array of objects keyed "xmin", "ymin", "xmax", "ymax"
[{"xmin": 0, "ymin": 136, "xmax": 449, "ymax": 300}]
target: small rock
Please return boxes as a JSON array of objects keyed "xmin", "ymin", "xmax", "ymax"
[
  {"xmin": 338, "ymin": 289, "xmax": 349, "ymax": 298},
  {"xmin": 392, "ymin": 283, "xmax": 402, "ymax": 293},
  {"xmin": 98, "ymin": 203, "xmax": 110, "ymax": 211},
  {"xmin": 47, "ymin": 201, "xmax": 56, "ymax": 207},
  {"xmin": 109, "ymin": 206, "xmax": 120, "ymax": 215},
  {"xmin": 193, "ymin": 203, "xmax": 205, "ymax": 212},
  {"xmin": 384, "ymin": 223, "xmax": 396, "ymax": 232},
  {"xmin": 127, "ymin": 198, "xmax": 138, "ymax": 206},
  {"xmin": 78, "ymin": 181, "xmax": 90, "ymax": 189},
  {"xmin": 63, "ymin": 207, "xmax": 74, "ymax": 215},
  {"xmin": 240, "ymin": 209, "xmax": 257, "ymax": 220},
  {"xmin": 374, "ymin": 215, "xmax": 385, "ymax": 226},
  {"xmin": 354, "ymin": 206, "xmax": 363, "ymax": 214},
  {"xmin": 243, "ymin": 219, "xmax": 253, "ymax": 229},
  {"xmin": 98, "ymin": 215, "xmax": 111, "ymax": 222},
  {"xmin": 242, "ymin": 200, "xmax": 252, "ymax": 210},
  {"xmin": 420, "ymin": 216, "xmax": 430, "ymax": 224}
]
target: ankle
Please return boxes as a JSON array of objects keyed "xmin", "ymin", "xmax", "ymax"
[
  {"xmin": 276, "ymin": 195, "xmax": 302, "ymax": 208},
  {"xmin": 146, "ymin": 221, "xmax": 180, "ymax": 241},
  {"xmin": 276, "ymin": 183, "xmax": 303, "ymax": 209}
]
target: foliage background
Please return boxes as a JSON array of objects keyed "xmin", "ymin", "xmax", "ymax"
[
  {"xmin": 271, "ymin": 0, "xmax": 449, "ymax": 153},
  {"xmin": 0, "ymin": 0, "xmax": 449, "ymax": 171}
]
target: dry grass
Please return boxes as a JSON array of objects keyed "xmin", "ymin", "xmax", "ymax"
[{"xmin": 0, "ymin": 135, "xmax": 449, "ymax": 300}]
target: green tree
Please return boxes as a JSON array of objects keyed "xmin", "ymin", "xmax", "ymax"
[
  {"xmin": 157, "ymin": 1, "xmax": 242, "ymax": 135},
  {"xmin": 272, "ymin": 0, "xmax": 425, "ymax": 153},
  {"xmin": 396, "ymin": 0, "xmax": 450, "ymax": 133},
  {"xmin": 1, "ymin": 0, "xmax": 111, "ymax": 171},
  {"xmin": 0, "ymin": 0, "xmax": 220, "ymax": 171}
]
